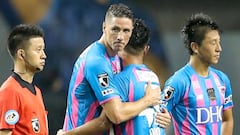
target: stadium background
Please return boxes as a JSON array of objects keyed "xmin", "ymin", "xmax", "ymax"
[{"xmin": 0, "ymin": 0, "xmax": 239, "ymax": 134}]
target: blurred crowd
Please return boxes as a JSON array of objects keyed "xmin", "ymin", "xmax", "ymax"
[{"xmin": 0, "ymin": 0, "xmax": 169, "ymax": 134}]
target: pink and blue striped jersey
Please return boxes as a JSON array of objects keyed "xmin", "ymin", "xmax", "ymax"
[
  {"xmin": 114, "ymin": 64, "xmax": 165, "ymax": 135},
  {"xmin": 63, "ymin": 41, "xmax": 121, "ymax": 132},
  {"xmin": 162, "ymin": 64, "xmax": 233, "ymax": 135}
]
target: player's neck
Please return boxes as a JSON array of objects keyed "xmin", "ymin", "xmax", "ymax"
[
  {"xmin": 123, "ymin": 55, "xmax": 143, "ymax": 67},
  {"xmin": 99, "ymin": 35, "xmax": 118, "ymax": 56},
  {"xmin": 14, "ymin": 64, "xmax": 34, "ymax": 83},
  {"xmin": 189, "ymin": 56, "xmax": 209, "ymax": 77}
]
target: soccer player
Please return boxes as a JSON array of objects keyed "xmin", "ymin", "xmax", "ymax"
[
  {"xmin": 113, "ymin": 18, "xmax": 170, "ymax": 135},
  {"xmin": 57, "ymin": 18, "xmax": 171, "ymax": 135},
  {"xmin": 63, "ymin": 3, "xmax": 161, "ymax": 134},
  {"xmin": 0, "ymin": 24, "xmax": 48, "ymax": 134},
  {"xmin": 162, "ymin": 13, "xmax": 234, "ymax": 135}
]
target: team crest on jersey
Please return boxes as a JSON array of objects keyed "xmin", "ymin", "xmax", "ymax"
[
  {"xmin": 163, "ymin": 86, "xmax": 174, "ymax": 101},
  {"xmin": 31, "ymin": 118, "xmax": 40, "ymax": 133},
  {"xmin": 98, "ymin": 73, "xmax": 109, "ymax": 87},
  {"xmin": 4, "ymin": 110, "xmax": 19, "ymax": 125},
  {"xmin": 207, "ymin": 88, "xmax": 216, "ymax": 100}
]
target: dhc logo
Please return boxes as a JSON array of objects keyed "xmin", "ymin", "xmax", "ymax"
[{"xmin": 196, "ymin": 105, "xmax": 223, "ymax": 124}]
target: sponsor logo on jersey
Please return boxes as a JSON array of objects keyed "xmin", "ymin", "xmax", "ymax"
[
  {"xmin": 32, "ymin": 118, "xmax": 40, "ymax": 133},
  {"xmin": 196, "ymin": 105, "xmax": 223, "ymax": 124},
  {"xmin": 101, "ymin": 89, "xmax": 114, "ymax": 96},
  {"xmin": 98, "ymin": 73, "xmax": 109, "ymax": 87},
  {"xmin": 4, "ymin": 110, "xmax": 19, "ymax": 125},
  {"xmin": 163, "ymin": 86, "xmax": 174, "ymax": 101}
]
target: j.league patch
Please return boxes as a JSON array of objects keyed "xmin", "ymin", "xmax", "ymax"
[
  {"xmin": 163, "ymin": 86, "xmax": 174, "ymax": 101},
  {"xmin": 98, "ymin": 73, "xmax": 109, "ymax": 87}
]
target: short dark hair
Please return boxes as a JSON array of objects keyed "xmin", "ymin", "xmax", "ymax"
[
  {"xmin": 105, "ymin": 3, "xmax": 134, "ymax": 22},
  {"xmin": 181, "ymin": 13, "xmax": 220, "ymax": 55},
  {"xmin": 8, "ymin": 24, "xmax": 44, "ymax": 58},
  {"xmin": 124, "ymin": 18, "xmax": 150, "ymax": 55}
]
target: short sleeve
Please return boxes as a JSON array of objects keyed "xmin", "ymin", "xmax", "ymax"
[
  {"xmin": 85, "ymin": 58, "xmax": 120, "ymax": 104},
  {"xmin": 0, "ymin": 88, "xmax": 20, "ymax": 129},
  {"xmin": 217, "ymin": 71, "xmax": 234, "ymax": 110},
  {"xmin": 162, "ymin": 74, "xmax": 187, "ymax": 112}
]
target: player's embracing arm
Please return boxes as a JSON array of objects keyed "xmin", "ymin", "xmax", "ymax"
[
  {"xmin": 57, "ymin": 110, "xmax": 111, "ymax": 135},
  {"xmin": 220, "ymin": 72, "xmax": 234, "ymax": 135},
  {"xmin": 86, "ymin": 58, "xmax": 161, "ymax": 124}
]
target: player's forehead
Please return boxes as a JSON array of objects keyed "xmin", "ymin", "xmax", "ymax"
[
  {"xmin": 26, "ymin": 37, "xmax": 45, "ymax": 49},
  {"xmin": 106, "ymin": 16, "xmax": 133, "ymax": 30},
  {"xmin": 204, "ymin": 30, "xmax": 220, "ymax": 40}
]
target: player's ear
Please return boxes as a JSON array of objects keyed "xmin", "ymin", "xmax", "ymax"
[
  {"xmin": 102, "ymin": 22, "xmax": 106, "ymax": 33},
  {"xmin": 191, "ymin": 42, "xmax": 199, "ymax": 54},
  {"xmin": 144, "ymin": 45, "xmax": 150, "ymax": 56},
  {"xmin": 17, "ymin": 49, "xmax": 25, "ymax": 60}
]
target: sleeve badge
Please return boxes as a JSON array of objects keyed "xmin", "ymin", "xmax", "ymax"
[
  {"xmin": 4, "ymin": 110, "xmax": 19, "ymax": 125},
  {"xmin": 98, "ymin": 73, "xmax": 109, "ymax": 88},
  {"xmin": 163, "ymin": 86, "xmax": 174, "ymax": 101}
]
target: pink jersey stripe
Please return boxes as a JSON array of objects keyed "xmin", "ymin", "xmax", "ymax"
[
  {"xmin": 71, "ymin": 62, "xmax": 85, "ymax": 127},
  {"xmin": 63, "ymin": 116, "xmax": 69, "ymax": 130},
  {"xmin": 73, "ymin": 62, "xmax": 85, "ymax": 92},
  {"xmin": 104, "ymin": 53, "xmax": 121, "ymax": 74},
  {"xmin": 125, "ymin": 81, "xmax": 134, "ymax": 135},
  {"xmin": 128, "ymin": 81, "xmax": 134, "ymax": 102},
  {"xmin": 223, "ymin": 106, "xmax": 234, "ymax": 111},
  {"xmin": 197, "ymin": 125, "xmax": 207, "ymax": 135},
  {"xmin": 191, "ymin": 75, "xmax": 205, "ymax": 107},
  {"xmin": 212, "ymin": 123, "xmax": 218, "ymax": 135},
  {"xmin": 85, "ymin": 101, "xmax": 99, "ymax": 123},
  {"xmin": 191, "ymin": 75, "xmax": 206, "ymax": 134},
  {"xmin": 133, "ymin": 69, "xmax": 140, "ymax": 81},
  {"xmin": 125, "ymin": 119, "xmax": 134, "ymax": 135},
  {"xmin": 212, "ymin": 72, "xmax": 225, "ymax": 104},
  {"xmin": 71, "ymin": 94, "xmax": 78, "ymax": 127},
  {"xmin": 182, "ymin": 87, "xmax": 192, "ymax": 135}
]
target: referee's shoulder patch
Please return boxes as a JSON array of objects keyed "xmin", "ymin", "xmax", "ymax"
[{"xmin": 5, "ymin": 110, "xmax": 19, "ymax": 125}]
